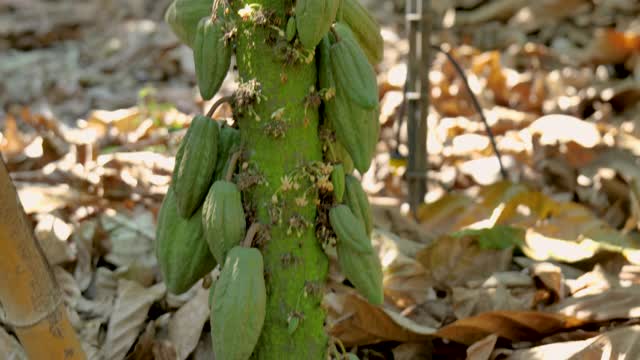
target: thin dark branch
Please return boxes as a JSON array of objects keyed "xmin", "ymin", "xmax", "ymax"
[{"xmin": 431, "ymin": 45, "xmax": 508, "ymax": 180}]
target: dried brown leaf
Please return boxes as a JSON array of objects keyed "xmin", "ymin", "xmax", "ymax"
[
  {"xmin": 168, "ymin": 287, "xmax": 210, "ymax": 360},
  {"xmin": 435, "ymin": 310, "xmax": 581, "ymax": 345},
  {"xmin": 101, "ymin": 279, "xmax": 165, "ymax": 360},
  {"xmin": 325, "ymin": 292, "xmax": 434, "ymax": 347}
]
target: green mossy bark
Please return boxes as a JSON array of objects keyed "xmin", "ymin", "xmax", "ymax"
[{"xmin": 234, "ymin": 1, "xmax": 328, "ymax": 358}]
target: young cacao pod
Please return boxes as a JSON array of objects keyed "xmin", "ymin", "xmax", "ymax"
[
  {"xmin": 210, "ymin": 246, "xmax": 266, "ymax": 360},
  {"xmin": 344, "ymin": 175, "xmax": 373, "ymax": 236},
  {"xmin": 331, "ymin": 140, "xmax": 355, "ymax": 174},
  {"xmin": 173, "ymin": 115, "xmax": 219, "ymax": 218},
  {"xmin": 156, "ymin": 188, "xmax": 217, "ymax": 295},
  {"xmin": 286, "ymin": 16, "xmax": 297, "ymax": 42},
  {"xmin": 295, "ymin": 0, "xmax": 340, "ymax": 50},
  {"xmin": 213, "ymin": 125, "xmax": 241, "ymax": 180},
  {"xmin": 202, "ymin": 180, "xmax": 246, "ymax": 264},
  {"xmin": 329, "ymin": 205, "xmax": 373, "ymax": 253},
  {"xmin": 330, "ymin": 22, "xmax": 379, "ymax": 110},
  {"xmin": 341, "ymin": 0, "xmax": 384, "ymax": 65},
  {"xmin": 165, "ymin": 0, "xmax": 213, "ymax": 47},
  {"xmin": 331, "ymin": 164, "xmax": 346, "ymax": 203},
  {"xmin": 337, "ymin": 236, "xmax": 383, "ymax": 305},
  {"xmin": 194, "ymin": 15, "xmax": 232, "ymax": 100}
]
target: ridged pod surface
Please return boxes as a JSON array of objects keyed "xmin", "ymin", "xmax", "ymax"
[
  {"xmin": 344, "ymin": 175, "xmax": 373, "ymax": 236},
  {"xmin": 330, "ymin": 23, "xmax": 379, "ymax": 110},
  {"xmin": 202, "ymin": 180, "xmax": 246, "ymax": 264},
  {"xmin": 210, "ymin": 246, "xmax": 266, "ymax": 360},
  {"xmin": 165, "ymin": 0, "xmax": 213, "ymax": 47},
  {"xmin": 213, "ymin": 126, "xmax": 241, "ymax": 180},
  {"xmin": 319, "ymin": 34, "xmax": 379, "ymax": 173},
  {"xmin": 331, "ymin": 164, "xmax": 345, "ymax": 203},
  {"xmin": 329, "ymin": 205, "xmax": 373, "ymax": 253},
  {"xmin": 295, "ymin": 0, "xmax": 340, "ymax": 50},
  {"xmin": 156, "ymin": 188, "xmax": 217, "ymax": 294},
  {"xmin": 337, "ymin": 236, "xmax": 383, "ymax": 305},
  {"xmin": 194, "ymin": 16, "xmax": 232, "ymax": 100},
  {"xmin": 331, "ymin": 140, "xmax": 355, "ymax": 174},
  {"xmin": 341, "ymin": 0, "xmax": 384, "ymax": 65},
  {"xmin": 172, "ymin": 115, "xmax": 219, "ymax": 218}
]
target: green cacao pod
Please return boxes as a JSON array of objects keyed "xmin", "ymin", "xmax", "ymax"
[
  {"xmin": 344, "ymin": 175, "xmax": 373, "ymax": 236},
  {"xmin": 330, "ymin": 22, "xmax": 379, "ymax": 110},
  {"xmin": 330, "ymin": 205, "xmax": 373, "ymax": 253},
  {"xmin": 318, "ymin": 35, "xmax": 333, "ymax": 91},
  {"xmin": 173, "ymin": 115, "xmax": 219, "ymax": 218},
  {"xmin": 156, "ymin": 188, "xmax": 217, "ymax": 295},
  {"xmin": 286, "ymin": 16, "xmax": 297, "ymax": 42},
  {"xmin": 165, "ymin": 0, "xmax": 213, "ymax": 47},
  {"xmin": 331, "ymin": 164, "xmax": 346, "ymax": 203},
  {"xmin": 210, "ymin": 246, "xmax": 266, "ymax": 360},
  {"xmin": 322, "ymin": 124, "xmax": 355, "ymax": 174},
  {"xmin": 327, "ymin": 91, "xmax": 379, "ymax": 173},
  {"xmin": 295, "ymin": 0, "xmax": 340, "ymax": 50},
  {"xmin": 202, "ymin": 180, "xmax": 246, "ymax": 264},
  {"xmin": 337, "ymin": 236, "xmax": 383, "ymax": 305},
  {"xmin": 194, "ymin": 16, "xmax": 232, "ymax": 100},
  {"xmin": 320, "ymin": 30, "xmax": 379, "ymax": 173},
  {"xmin": 342, "ymin": 0, "xmax": 384, "ymax": 65},
  {"xmin": 333, "ymin": 141, "xmax": 355, "ymax": 174},
  {"xmin": 213, "ymin": 125, "xmax": 241, "ymax": 180}
]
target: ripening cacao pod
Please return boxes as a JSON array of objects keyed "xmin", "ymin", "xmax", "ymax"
[
  {"xmin": 341, "ymin": 0, "xmax": 384, "ymax": 65},
  {"xmin": 210, "ymin": 246, "xmax": 266, "ymax": 360},
  {"xmin": 330, "ymin": 205, "xmax": 373, "ymax": 253},
  {"xmin": 213, "ymin": 125, "xmax": 241, "ymax": 180},
  {"xmin": 173, "ymin": 115, "xmax": 219, "ymax": 218},
  {"xmin": 165, "ymin": 0, "xmax": 213, "ymax": 47},
  {"xmin": 337, "ymin": 235, "xmax": 383, "ymax": 305},
  {"xmin": 295, "ymin": 0, "xmax": 340, "ymax": 50},
  {"xmin": 344, "ymin": 175, "xmax": 373, "ymax": 236},
  {"xmin": 202, "ymin": 180, "xmax": 246, "ymax": 264},
  {"xmin": 330, "ymin": 22, "xmax": 379, "ymax": 110},
  {"xmin": 194, "ymin": 16, "xmax": 232, "ymax": 100},
  {"xmin": 156, "ymin": 188, "xmax": 217, "ymax": 294},
  {"xmin": 331, "ymin": 164, "xmax": 346, "ymax": 203}
]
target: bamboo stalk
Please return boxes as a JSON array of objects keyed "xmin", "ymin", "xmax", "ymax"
[{"xmin": 0, "ymin": 159, "xmax": 85, "ymax": 360}]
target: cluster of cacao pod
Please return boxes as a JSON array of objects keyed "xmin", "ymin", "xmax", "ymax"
[
  {"xmin": 156, "ymin": 112, "xmax": 266, "ymax": 359},
  {"xmin": 159, "ymin": 0, "xmax": 384, "ymax": 357},
  {"xmin": 309, "ymin": 0, "xmax": 384, "ymax": 305}
]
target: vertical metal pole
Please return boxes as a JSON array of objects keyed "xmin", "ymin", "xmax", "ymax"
[{"xmin": 405, "ymin": 0, "xmax": 431, "ymax": 217}]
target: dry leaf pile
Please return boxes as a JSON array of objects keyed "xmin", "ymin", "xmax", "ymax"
[{"xmin": 3, "ymin": 0, "xmax": 640, "ymax": 359}]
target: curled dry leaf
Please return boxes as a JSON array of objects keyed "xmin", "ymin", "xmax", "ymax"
[
  {"xmin": 508, "ymin": 325, "xmax": 640, "ymax": 360},
  {"xmin": 325, "ymin": 292, "xmax": 434, "ymax": 347},
  {"xmin": 434, "ymin": 310, "xmax": 582, "ymax": 345},
  {"xmin": 101, "ymin": 280, "xmax": 166, "ymax": 360},
  {"xmin": 168, "ymin": 287, "xmax": 211, "ymax": 360}
]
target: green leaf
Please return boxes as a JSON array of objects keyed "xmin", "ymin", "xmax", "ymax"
[{"xmin": 452, "ymin": 225, "xmax": 525, "ymax": 250}]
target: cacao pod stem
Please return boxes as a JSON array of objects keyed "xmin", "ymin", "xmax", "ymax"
[
  {"xmin": 242, "ymin": 222, "xmax": 263, "ymax": 248},
  {"xmin": 224, "ymin": 150, "xmax": 242, "ymax": 181},
  {"xmin": 206, "ymin": 95, "xmax": 235, "ymax": 118}
]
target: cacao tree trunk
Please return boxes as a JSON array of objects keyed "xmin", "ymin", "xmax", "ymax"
[
  {"xmin": 233, "ymin": 1, "xmax": 329, "ymax": 358},
  {"xmin": 0, "ymin": 159, "xmax": 86, "ymax": 360}
]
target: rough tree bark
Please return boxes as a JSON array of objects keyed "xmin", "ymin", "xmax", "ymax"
[{"xmin": 232, "ymin": 1, "xmax": 329, "ymax": 358}]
